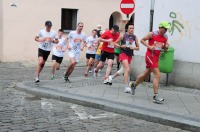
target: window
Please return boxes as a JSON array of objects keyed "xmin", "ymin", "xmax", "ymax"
[{"xmin": 61, "ymin": 9, "xmax": 78, "ymax": 32}]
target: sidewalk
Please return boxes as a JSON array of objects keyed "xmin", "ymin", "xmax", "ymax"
[{"xmin": 15, "ymin": 63, "xmax": 200, "ymax": 132}]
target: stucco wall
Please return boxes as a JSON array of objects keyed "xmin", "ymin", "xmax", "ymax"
[
  {"xmin": 132, "ymin": 0, "xmax": 200, "ymax": 89},
  {"xmin": 134, "ymin": 0, "xmax": 200, "ymax": 63},
  {"xmin": 2, "ymin": 0, "xmax": 125, "ymax": 62}
]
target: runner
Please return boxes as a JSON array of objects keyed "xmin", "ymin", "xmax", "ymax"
[
  {"xmin": 51, "ymin": 29, "xmax": 66, "ymax": 80},
  {"xmin": 94, "ymin": 42, "xmax": 104, "ymax": 77},
  {"xmin": 84, "ymin": 29, "xmax": 98, "ymax": 77},
  {"xmin": 109, "ymin": 23, "xmax": 139, "ymax": 93},
  {"xmin": 93, "ymin": 25, "xmax": 120, "ymax": 84},
  {"xmin": 97, "ymin": 24, "xmax": 102, "ymax": 37},
  {"xmin": 130, "ymin": 21, "xmax": 170, "ymax": 103},
  {"xmin": 63, "ymin": 22, "xmax": 87, "ymax": 82},
  {"xmin": 34, "ymin": 21, "xmax": 58, "ymax": 83}
]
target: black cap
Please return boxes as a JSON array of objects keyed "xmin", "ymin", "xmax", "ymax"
[
  {"xmin": 112, "ymin": 25, "xmax": 119, "ymax": 32},
  {"xmin": 45, "ymin": 21, "xmax": 52, "ymax": 26}
]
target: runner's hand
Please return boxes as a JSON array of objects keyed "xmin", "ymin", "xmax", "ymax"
[
  {"xmin": 62, "ymin": 49, "xmax": 66, "ymax": 52},
  {"xmin": 163, "ymin": 43, "xmax": 169, "ymax": 51},
  {"xmin": 121, "ymin": 45, "xmax": 126, "ymax": 49},
  {"xmin": 39, "ymin": 38, "xmax": 46, "ymax": 42},
  {"xmin": 129, "ymin": 45, "xmax": 134, "ymax": 50},
  {"xmin": 67, "ymin": 45, "xmax": 71, "ymax": 50},
  {"xmin": 149, "ymin": 45, "xmax": 156, "ymax": 51},
  {"xmin": 45, "ymin": 37, "xmax": 53, "ymax": 42},
  {"xmin": 107, "ymin": 39, "xmax": 113, "ymax": 43}
]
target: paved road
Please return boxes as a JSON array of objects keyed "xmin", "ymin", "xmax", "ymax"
[{"xmin": 0, "ymin": 62, "xmax": 189, "ymax": 132}]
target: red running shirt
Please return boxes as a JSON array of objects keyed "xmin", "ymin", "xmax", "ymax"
[
  {"xmin": 145, "ymin": 31, "xmax": 168, "ymax": 68},
  {"xmin": 101, "ymin": 30, "xmax": 120, "ymax": 53}
]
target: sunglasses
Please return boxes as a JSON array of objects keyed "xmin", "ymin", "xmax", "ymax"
[{"xmin": 161, "ymin": 27, "xmax": 167, "ymax": 30}]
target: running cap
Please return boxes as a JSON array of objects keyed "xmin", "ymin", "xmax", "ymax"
[
  {"xmin": 97, "ymin": 24, "xmax": 102, "ymax": 28},
  {"xmin": 158, "ymin": 21, "xmax": 170, "ymax": 29},
  {"xmin": 112, "ymin": 25, "xmax": 119, "ymax": 32},
  {"xmin": 45, "ymin": 21, "xmax": 52, "ymax": 26}
]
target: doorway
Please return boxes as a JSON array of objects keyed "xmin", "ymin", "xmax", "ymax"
[{"xmin": 109, "ymin": 12, "xmax": 123, "ymax": 30}]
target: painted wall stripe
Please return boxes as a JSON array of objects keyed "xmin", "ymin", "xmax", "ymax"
[{"xmin": 121, "ymin": 4, "xmax": 134, "ymax": 8}]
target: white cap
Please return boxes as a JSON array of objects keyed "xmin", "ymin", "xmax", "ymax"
[{"xmin": 97, "ymin": 24, "xmax": 102, "ymax": 28}]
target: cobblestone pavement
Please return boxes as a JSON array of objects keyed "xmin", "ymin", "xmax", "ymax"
[{"xmin": 0, "ymin": 62, "xmax": 189, "ymax": 132}]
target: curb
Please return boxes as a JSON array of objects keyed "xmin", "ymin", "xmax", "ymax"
[{"xmin": 16, "ymin": 81, "xmax": 200, "ymax": 132}]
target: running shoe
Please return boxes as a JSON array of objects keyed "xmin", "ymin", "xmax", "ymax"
[
  {"xmin": 124, "ymin": 86, "xmax": 132, "ymax": 93},
  {"xmin": 108, "ymin": 75, "xmax": 113, "ymax": 84},
  {"xmin": 97, "ymin": 69, "xmax": 101, "ymax": 77},
  {"xmin": 35, "ymin": 78, "xmax": 40, "ymax": 83},
  {"xmin": 84, "ymin": 73, "xmax": 88, "ymax": 77},
  {"xmin": 51, "ymin": 75, "xmax": 55, "ymax": 80},
  {"xmin": 93, "ymin": 69, "xmax": 98, "ymax": 78},
  {"xmin": 153, "ymin": 94, "xmax": 164, "ymax": 104},
  {"xmin": 129, "ymin": 82, "xmax": 136, "ymax": 95},
  {"xmin": 65, "ymin": 77, "xmax": 71, "ymax": 83}
]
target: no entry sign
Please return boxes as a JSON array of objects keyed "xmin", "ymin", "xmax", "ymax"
[{"xmin": 120, "ymin": 0, "xmax": 135, "ymax": 14}]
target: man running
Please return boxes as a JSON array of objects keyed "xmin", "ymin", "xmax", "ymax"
[
  {"xmin": 130, "ymin": 21, "xmax": 170, "ymax": 103},
  {"xmin": 51, "ymin": 29, "xmax": 66, "ymax": 80},
  {"xmin": 93, "ymin": 25, "xmax": 120, "ymax": 84},
  {"xmin": 84, "ymin": 29, "xmax": 99, "ymax": 77},
  {"xmin": 34, "ymin": 21, "xmax": 58, "ymax": 83},
  {"xmin": 63, "ymin": 22, "xmax": 87, "ymax": 82},
  {"xmin": 109, "ymin": 23, "xmax": 139, "ymax": 93}
]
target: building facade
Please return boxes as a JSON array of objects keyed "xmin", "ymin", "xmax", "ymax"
[{"xmin": 0, "ymin": 0, "xmax": 131, "ymax": 62}]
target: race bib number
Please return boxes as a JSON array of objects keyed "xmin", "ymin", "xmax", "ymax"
[
  {"xmin": 108, "ymin": 42, "xmax": 114, "ymax": 48},
  {"xmin": 56, "ymin": 45, "xmax": 62, "ymax": 51},
  {"xmin": 42, "ymin": 41, "xmax": 51, "ymax": 49},
  {"xmin": 74, "ymin": 38, "xmax": 82, "ymax": 45},
  {"xmin": 88, "ymin": 47, "xmax": 95, "ymax": 51},
  {"xmin": 153, "ymin": 41, "xmax": 164, "ymax": 50},
  {"xmin": 125, "ymin": 40, "xmax": 134, "ymax": 47}
]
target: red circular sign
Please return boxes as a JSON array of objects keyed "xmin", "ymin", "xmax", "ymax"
[{"xmin": 120, "ymin": 0, "xmax": 135, "ymax": 14}]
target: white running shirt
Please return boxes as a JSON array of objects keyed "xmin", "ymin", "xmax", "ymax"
[
  {"xmin": 67, "ymin": 31, "xmax": 86, "ymax": 53},
  {"xmin": 86, "ymin": 36, "xmax": 98, "ymax": 54},
  {"xmin": 37, "ymin": 29, "xmax": 57, "ymax": 51},
  {"xmin": 52, "ymin": 37, "xmax": 66, "ymax": 57}
]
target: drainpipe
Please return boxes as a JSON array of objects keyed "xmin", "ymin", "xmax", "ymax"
[
  {"xmin": 150, "ymin": 0, "xmax": 155, "ymax": 32},
  {"xmin": 147, "ymin": 0, "xmax": 155, "ymax": 82}
]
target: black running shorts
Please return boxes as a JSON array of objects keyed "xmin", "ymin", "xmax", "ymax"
[{"xmin": 38, "ymin": 48, "xmax": 50, "ymax": 61}]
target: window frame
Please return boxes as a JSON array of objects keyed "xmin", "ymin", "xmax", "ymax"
[{"xmin": 61, "ymin": 8, "xmax": 78, "ymax": 33}]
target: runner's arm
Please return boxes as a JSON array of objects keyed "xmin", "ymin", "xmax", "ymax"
[
  {"xmin": 52, "ymin": 38, "xmax": 59, "ymax": 44},
  {"xmin": 163, "ymin": 41, "xmax": 169, "ymax": 51},
  {"xmin": 35, "ymin": 36, "xmax": 46, "ymax": 42},
  {"xmin": 140, "ymin": 32, "xmax": 154, "ymax": 50},
  {"xmin": 114, "ymin": 35, "xmax": 122, "ymax": 48},
  {"xmin": 114, "ymin": 35, "xmax": 124, "ymax": 48},
  {"xmin": 81, "ymin": 41, "xmax": 87, "ymax": 51},
  {"xmin": 130, "ymin": 36, "xmax": 140, "ymax": 50},
  {"xmin": 82, "ymin": 41, "xmax": 87, "ymax": 49},
  {"xmin": 63, "ymin": 38, "xmax": 70, "ymax": 51}
]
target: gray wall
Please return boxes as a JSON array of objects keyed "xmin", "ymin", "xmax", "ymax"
[{"xmin": 130, "ymin": 55, "xmax": 200, "ymax": 89}]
